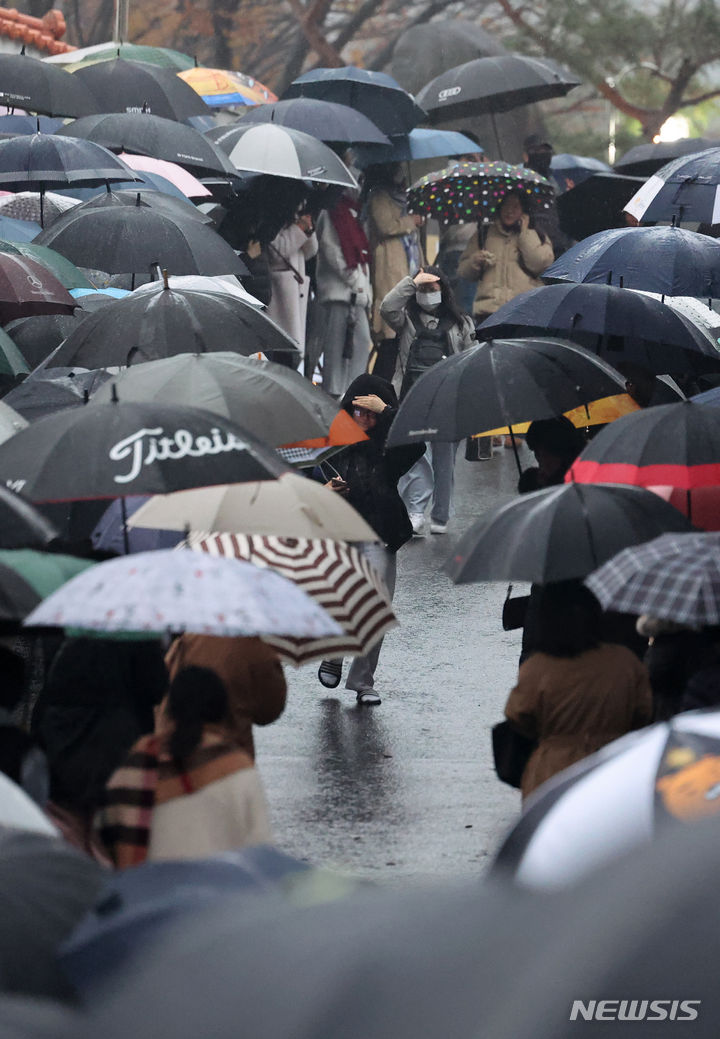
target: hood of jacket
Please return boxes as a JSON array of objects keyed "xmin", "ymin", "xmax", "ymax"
[{"xmin": 341, "ymin": 374, "xmax": 398, "ymax": 416}]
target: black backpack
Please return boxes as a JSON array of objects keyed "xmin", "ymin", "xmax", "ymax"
[{"xmin": 400, "ymin": 303, "xmax": 456, "ymax": 399}]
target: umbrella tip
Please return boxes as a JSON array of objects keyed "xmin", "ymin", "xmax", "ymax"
[
  {"xmin": 111, "ymin": 383, "xmax": 119, "ymax": 404},
  {"xmin": 194, "ymin": 55, "xmax": 198, "ymax": 67},
  {"xmin": 136, "ymin": 192, "xmax": 141, "ymax": 206},
  {"xmin": 162, "ymin": 268, "xmax": 170, "ymax": 290},
  {"xmin": 83, "ymin": 389, "xmax": 89, "ymax": 404}
]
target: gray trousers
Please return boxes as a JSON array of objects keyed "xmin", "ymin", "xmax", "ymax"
[
  {"xmin": 398, "ymin": 441, "xmax": 459, "ymax": 525},
  {"xmin": 345, "ymin": 541, "xmax": 397, "ymax": 692},
  {"xmin": 319, "ymin": 301, "xmax": 372, "ymax": 398}
]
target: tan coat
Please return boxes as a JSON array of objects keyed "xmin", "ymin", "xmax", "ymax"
[
  {"xmin": 457, "ymin": 220, "xmax": 554, "ymax": 317},
  {"xmin": 165, "ymin": 635, "xmax": 286, "ymax": 760},
  {"xmin": 504, "ymin": 643, "xmax": 652, "ymax": 798},
  {"xmin": 366, "ymin": 188, "xmax": 423, "ymax": 339}
]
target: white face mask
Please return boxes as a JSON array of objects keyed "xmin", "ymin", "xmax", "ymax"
[{"xmin": 416, "ymin": 291, "xmax": 442, "ymax": 311}]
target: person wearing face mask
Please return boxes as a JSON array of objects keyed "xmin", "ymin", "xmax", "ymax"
[
  {"xmin": 522, "ymin": 134, "xmax": 572, "ymax": 257},
  {"xmin": 458, "ymin": 191, "xmax": 554, "ymax": 324},
  {"xmin": 379, "ymin": 266, "xmax": 475, "ymax": 536}
]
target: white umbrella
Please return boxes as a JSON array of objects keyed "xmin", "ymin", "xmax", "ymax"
[
  {"xmin": 128, "ymin": 473, "xmax": 379, "ymax": 542},
  {"xmin": 492, "ymin": 709, "xmax": 720, "ymax": 891},
  {"xmin": 132, "ymin": 274, "xmax": 264, "ymax": 308},
  {"xmin": 23, "ymin": 548, "xmax": 343, "ymax": 640},
  {"xmin": 0, "ymin": 400, "xmax": 27, "ymax": 445},
  {"xmin": 0, "ymin": 773, "xmax": 57, "ymax": 836},
  {"xmin": 214, "ymin": 124, "xmax": 358, "ymax": 188}
]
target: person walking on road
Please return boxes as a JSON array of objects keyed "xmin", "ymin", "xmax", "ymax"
[
  {"xmin": 316, "ymin": 373, "xmax": 424, "ymax": 705},
  {"xmin": 380, "ymin": 266, "xmax": 475, "ymax": 535}
]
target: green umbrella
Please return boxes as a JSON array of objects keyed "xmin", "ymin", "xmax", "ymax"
[
  {"xmin": 0, "ymin": 549, "xmax": 93, "ymax": 622},
  {"xmin": 0, "ymin": 329, "xmax": 29, "ymax": 377},
  {"xmin": 0, "ymin": 239, "xmax": 94, "ymax": 290}
]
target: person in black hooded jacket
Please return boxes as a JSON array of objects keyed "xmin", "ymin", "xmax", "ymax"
[{"xmin": 317, "ymin": 373, "xmax": 424, "ymax": 704}]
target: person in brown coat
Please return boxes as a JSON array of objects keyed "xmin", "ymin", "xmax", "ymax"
[
  {"xmin": 457, "ymin": 190, "xmax": 554, "ymax": 321},
  {"xmin": 504, "ymin": 583, "xmax": 652, "ymax": 799},
  {"xmin": 165, "ymin": 635, "xmax": 286, "ymax": 759}
]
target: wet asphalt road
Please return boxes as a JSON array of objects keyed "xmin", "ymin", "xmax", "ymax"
[{"xmin": 255, "ymin": 442, "xmax": 534, "ymax": 883}]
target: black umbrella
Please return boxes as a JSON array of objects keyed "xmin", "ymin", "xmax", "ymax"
[
  {"xmin": 231, "ymin": 98, "xmax": 390, "ymax": 145},
  {"xmin": 615, "ymin": 135, "xmax": 720, "ymax": 176},
  {"xmin": 282, "ymin": 66, "xmax": 425, "ymax": 137},
  {"xmin": 34, "ymin": 203, "xmax": 248, "ymax": 280},
  {"xmin": 56, "ymin": 112, "xmax": 235, "ymax": 177},
  {"xmin": 543, "ymin": 225, "xmax": 720, "ymax": 296},
  {"xmin": 0, "ymin": 486, "xmax": 58, "ymax": 548},
  {"xmin": 477, "ymin": 283, "xmax": 720, "ymax": 375},
  {"xmin": 43, "ymin": 279, "xmax": 299, "ymax": 369},
  {"xmin": 385, "ymin": 337, "xmax": 626, "ymax": 448},
  {"xmin": 4, "ymin": 368, "xmax": 112, "ymax": 422},
  {"xmin": 73, "ymin": 60, "xmax": 211, "ymax": 124},
  {"xmin": 0, "ymin": 133, "xmax": 137, "ymax": 226},
  {"xmin": 0, "ymin": 396, "xmax": 289, "ymax": 502},
  {"xmin": 0, "ymin": 53, "xmax": 98, "ymax": 119},
  {"xmin": 416, "ymin": 55, "xmax": 580, "ymax": 156},
  {"xmin": 0, "ymin": 828, "xmax": 103, "ymax": 1001},
  {"xmin": 623, "ymin": 147, "xmax": 720, "ymax": 226},
  {"xmin": 555, "ymin": 172, "xmax": 645, "ymax": 241},
  {"xmin": 58, "ymin": 187, "xmax": 214, "ymax": 225},
  {"xmin": 446, "ymin": 482, "xmax": 693, "ymax": 585}
]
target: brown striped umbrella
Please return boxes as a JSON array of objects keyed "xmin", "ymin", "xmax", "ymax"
[{"xmin": 187, "ymin": 533, "xmax": 397, "ymax": 666}]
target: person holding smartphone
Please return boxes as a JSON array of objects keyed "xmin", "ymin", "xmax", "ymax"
[
  {"xmin": 457, "ymin": 191, "xmax": 554, "ymax": 324},
  {"xmin": 316, "ymin": 373, "xmax": 424, "ymax": 705}
]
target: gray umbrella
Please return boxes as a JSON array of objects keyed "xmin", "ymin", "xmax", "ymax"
[{"xmin": 212, "ymin": 124, "xmax": 358, "ymax": 188}]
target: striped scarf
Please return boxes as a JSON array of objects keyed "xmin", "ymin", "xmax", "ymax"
[{"xmin": 96, "ymin": 731, "xmax": 252, "ymax": 868}]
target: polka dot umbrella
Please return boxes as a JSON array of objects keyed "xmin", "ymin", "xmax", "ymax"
[{"xmin": 407, "ymin": 160, "xmax": 555, "ymax": 226}]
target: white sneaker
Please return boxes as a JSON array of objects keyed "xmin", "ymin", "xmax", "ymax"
[
  {"xmin": 409, "ymin": 512, "xmax": 426, "ymax": 536},
  {"xmin": 430, "ymin": 521, "xmax": 448, "ymax": 534}
]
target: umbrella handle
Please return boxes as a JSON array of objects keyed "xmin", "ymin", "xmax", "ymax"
[{"xmin": 507, "ymin": 425, "xmax": 522, "ymax": 476}]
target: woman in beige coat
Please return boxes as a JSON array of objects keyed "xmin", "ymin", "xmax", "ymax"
[
  {"xmin": 458, "ymin": 191, "xmax": 554, "ymax": 321},
  {"xmin": 504, "ymin": 583, "xmax": 652, "ymax": 800},
  {"xmin": 364, "ymin": 164, "xmax": 424, "ymax": 340}
]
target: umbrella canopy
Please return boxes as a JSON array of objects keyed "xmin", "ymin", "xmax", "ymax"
[
  {"xmin": 416, "ymin": 55, "xmax": 580, "ymax": 124},
  {"xmin": 550, "ymin": 152, "xmax": 611, "ymax": 193},
  {"xmin": 567, "ymin": 401, "xmax": 720, "ymax": 490},
  {"xmin": 447, "ymin": 482, "xmax": 692, "ymax": 586},
  {"xmin": 58, "ymin": 170, "xmax": 191, "ymax": 202},
  {"xmin": 49, "ymin": 43, "xmax": 196, "ymax": 72},
  {"xmin": 543, "ymin": 225, "xmax": 720, "ymax": 296},
  {"xmin": 73, "ymin": 60, "xmax": 211, "ymax": 124},
  {"xmin": 614, "ymin": 136, "xmax": 720, "ymax": 177},
  {"xmin": 0, "ymin": 214, "xmax": 41, "ymax": 242},
  {"xmin": 24, "ymin": 548, "xmax": 343, "ymax": 640},
  {"xmin": 116, "ymin": 152, "xmax": 213, "ymax": 198},
  {"xmin": 353, "ymin": 128, "xmax": 482, "ymax": 167},
  {"xmin": 0, "ymin": 399, "xmax": 26, "ymax": 444},
  {"xmin": 3, "ymin": 367, "xmax": 112, "ymax": 421},
  {"xmin": 0, "ymin": 134, "xmax": 137, "ymax": 194},
  {"xmin": 407, "ymin": 160, "xmax": 555, "ymax": 226},
  {"xmin": 190, "ymin": 534, "xmax": 396, "ymax": 665},
  {"xmin": 44, "ymin": 279, "xmax": 297, "ymax": 369},
  {"xmin": 0, "ymin": 191, "xmax": 78, "ymax": 226},
  {"xmin": 623, "ymin": 147, "xmax": 720, "ymax": 225},
  {"xmin": 0, "ymin": 324, "xmax": 30, "ymax": 376},
  {"xmin": 555, "ymin": 172, "xmax": 645, "ymax": 241},
  {"xmin": 0, "ymin": 115, "xmax": 62, "ymax": 134},
  {"xmin": 0, "ymin": 253, "xmax": 76, "ymax": 323},
  {"xmin": 0, "ymin": 828, "xmax": 103, "ymax": 1001},
  {"xmin": 385, "ymin": 337, "xmax": 626, "ymax": 447},
  {"xmin": 0, "ymin": 486, "xmax": 57, "ymax": 548},
  {"xmin": 0, "ymin": 397, "xmax": 288, "ymax": 502},
  {"xmin": 211, "ymin": 124, "xmax": 357, "ymax": 188},
  {"xmin": 129, "ymin": 473, "xmax": 379, "ymax": 542},
  {"xmin": 35, "ymin": 205, "xmax": 247, "ymax": 279},
  {"xmin": 5, "ymin": 313, "xmax": 96, "ymax": 368},
  {"xmin": 585, "ymin": 531, "xmax": 720, "ymax": 627},
  {"xmin": 0, "ymin": 777, "xmax": 56, "ymax": 836},
  {"xmin": 179, "ymin": 67, "xmax": 277, "ymax": 107},
  {"xmin": 0, "ymin": 241, "xmax": 94, "ymax": 289},
  {"xmin": 90, "ymin": 352, "xmax": 365, "ymax": 447},
  {"xmin": 0, "ymin": 53, "xmax": 98, "ymax": 118},
  {"xmin": 0, "ymin": 548, "xmax": 93, "ymax": 622},
  {"xmin": 232, "ymin": 98, "xmax": 389, "ymax": 145},
  {"xmin": 68, "ymin": 187, "xmax": 213, "ymax": 225},
  {"xmin": 282, "ymin": 66, "xmax": 425, "ymax": 137},
  {"xmin": 492, "ymin": 709, "xmax": 720, "ymax": 891},
  {"xmin": 57, "ymin": 113, "xmax": 235, "ymax": 177},
  {"xmin": 477, "ymin": 283, "xmax": 720, "ymax": 375}
]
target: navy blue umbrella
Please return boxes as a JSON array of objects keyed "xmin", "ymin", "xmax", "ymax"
[
  {"xmin": 353, "ymin": 128, "xmax": 482, "ymax": 167},
  {"xmin": 615, "ymin": 135, "xmax": 720, "ymax": 176},
  {"xmin": 477, "ymin": 282, "xmax": 720, "ymax": 374},
  {"xmin": 282, "ymin": 66, "xmax": 425, "ymax": 137},
  {"xmin": 231, "ymin": 97, "xmax": 390, "ymax": 145},
  {"xmin": 550, "ymin": 152, "xmax": 611, "ymax": 193},
  {"xmin": 624, "ymin": 147, "xmax": 720, "ymax": 225},
  {"xmin": 543, "ymin": 225, "xmax": 720, "ymax": 296}
]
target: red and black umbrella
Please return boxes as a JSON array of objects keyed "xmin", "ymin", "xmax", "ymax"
[{"xmin": 568, "ymin": 401, "xmax": 720, "ymax": 489}]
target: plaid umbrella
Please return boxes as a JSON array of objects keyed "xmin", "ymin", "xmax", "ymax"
[
  {"xmin": 188, "ymin": 533, "xmax": 397, "ymax": 665},
  {"xmin": 0, "ymin": 191, "xmax": 78, "ymax": 225},
  {"xmin": 407, "ymin": 160, "xmax": 555, "ymax": 226},
  {"xmin": 585, "ymin": 532, "xmax": 720, "ymax": 627}
]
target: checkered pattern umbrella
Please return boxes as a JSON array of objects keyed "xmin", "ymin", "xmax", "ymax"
[
  {"xmin": 585, "ymin": 532, "xmax": 720, "ymax": 627},
  {"xmin": 187, "ymin": 533, "xmax": 397, "ymax": 665}
]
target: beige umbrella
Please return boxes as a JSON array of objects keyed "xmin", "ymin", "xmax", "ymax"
[
  {"xmin": 0, "ymin": 400, "xmax": 27, "ymax": 446},
  {"xmin": 128, "ymin": 473, "xmax": 379, "ymax": 542}
]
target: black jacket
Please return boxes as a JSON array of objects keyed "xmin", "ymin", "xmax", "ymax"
[{"xmin": 332, "ymin": 375, "xmax": 424, "ymax": 552}]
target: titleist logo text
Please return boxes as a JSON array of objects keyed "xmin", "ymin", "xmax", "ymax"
[{"xmin": 109, "ymin": 427, "xmax": 248, "ymax": 484}]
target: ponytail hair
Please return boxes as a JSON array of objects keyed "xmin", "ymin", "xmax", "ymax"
[{"xmin": 166, "ymin": 666, "xmax": 228, "ymax": 763}]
